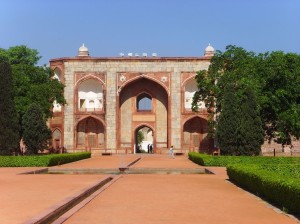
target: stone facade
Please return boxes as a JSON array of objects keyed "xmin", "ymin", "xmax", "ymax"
[
  {"xmin": 49, "ymin": 45, "xmax": 298, "ymax": 155},
  {"xmin": 50, "ymin": 50, "xmax": 214, "ymax": 154}
]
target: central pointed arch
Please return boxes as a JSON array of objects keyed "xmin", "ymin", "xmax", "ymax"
[{"xmin": 117, "ymin": 76, "xmax": 169, "ymax": 153}]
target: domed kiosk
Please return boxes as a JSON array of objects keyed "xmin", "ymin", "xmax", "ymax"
[
  {"xmin": 204, "ymin": 43, "xmax": 215, "ymax": 57},
  {"xmin": 78, "ymin": 44, "xmax": 90, "ymax": 57}
]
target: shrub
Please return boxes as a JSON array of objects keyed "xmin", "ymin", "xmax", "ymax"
[
  {"xmin": 188, "ymin": 152, "xmax": 300, "ymax": 215},
  {"xmin": 0, "ymin": 152, "xmax": 91, "ymax": 167},
  {"xmin": 227, "ymin": 164, "xmax": 300, "ymax": 215},
  {"xmin": 188, "ymin": 152, "xmax": 300, "ymax": 166}
]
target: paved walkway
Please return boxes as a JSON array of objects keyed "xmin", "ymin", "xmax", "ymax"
[{"xmin": 0, "ymin": 154, "xmax": 298, "ymax": 224}]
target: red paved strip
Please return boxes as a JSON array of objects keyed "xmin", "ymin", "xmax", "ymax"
[{"xmin": 63, "ymin": 174, "xmax": 298, "ymax": 224}]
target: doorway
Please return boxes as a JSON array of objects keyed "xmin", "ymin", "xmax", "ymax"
[{"xmin": 135, "ymin": 126, "xmax": 153, "ymax": 153}]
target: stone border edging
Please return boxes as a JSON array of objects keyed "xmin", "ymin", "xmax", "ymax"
[
  {"xmin": 22, "ymin": 176, "xmax": 114, "ymax": 224},
  {"xmin": 52, "ymin": 175, "xmax": 122, "ymax": 224}
]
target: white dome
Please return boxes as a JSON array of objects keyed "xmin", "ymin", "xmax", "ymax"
[
  {"xmin": 78, "ymin": 43, "xmax": 89, "ymax": 56},
  {"xmin": 204, "ymin": 43, "xmax": 215, "ymax": 56},
  {"xmin": 205, "ymin": 43, "xmax": 215, "ymax": 52}
]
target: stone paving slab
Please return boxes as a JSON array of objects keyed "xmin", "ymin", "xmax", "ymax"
[
  {"xmin": 0, "ymin": 168, "xmax": 107, "ymax": 224},
  {"xmin": 131, "ymin": 154, "xmax": 200, "ymax": 169},
  {"xmin": 63, "ymin": 174, "xmax": 298, "ymax": 224},
  {"xmin": 0, "ymin": 155, "xmax": 299, "ymax": 224},
  {"xmin": 57, "ymin": 155, "xmax": 139, "ymax": 169}
]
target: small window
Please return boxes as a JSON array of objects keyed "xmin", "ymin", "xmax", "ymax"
[{"xmin": 137, "ymin": 93, "xmax": 152, "ymax": 111}]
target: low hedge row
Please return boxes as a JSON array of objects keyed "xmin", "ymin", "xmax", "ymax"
[
  {"xmin": 188, "ymin": 152, "xmax": 300, "ymax": 166},
  {"xmin": 188, "ymin": 152, "xmax": 300, "ymax": 215},
  {"xmin": 0, "ymin": 152, "xmax": 91, "ymax": 167},
  {"xmin": 227, "ymin": 164, "xmax": 300, "ymax": 215}
]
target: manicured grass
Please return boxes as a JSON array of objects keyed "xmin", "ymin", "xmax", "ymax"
[
  {"xmin": 188, "ymin": 152, "xmax": 300, "ymax": 215},
  {"xmin": 0, "ymin": 152, "xmax": 91, "ymax": 167}
]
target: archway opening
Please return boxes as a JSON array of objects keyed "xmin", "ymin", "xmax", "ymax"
[
  {"xmin": 53, "ymin": 68, "xmax": 62, "ymax": 112},
  {"xmin": 119, "ymin": 77, "xmax": 168, "ymax": 151},
  {"xmin": 135, "ymin": 126, "xmax": 153, "ymax": 153},
  {"xmin": 52, "ymin": 129, "xmax": 62, "ymax": 150},
  {"xmin": 77, "ymin": 79, "xmax": 103, "ymax": 112},
  {"xmin": 183, "ymin": 117, "xmax": 213, "ymax": 152},
  {"xmin": 184, "ymin": 78, "xmax": 205, "ymax": 111},
  {"xmin": 76, "ymin": 117, "xmax": 105, "ymax": 150}
]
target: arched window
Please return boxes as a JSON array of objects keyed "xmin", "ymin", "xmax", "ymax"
[
  {"xmin": 52, "ymin": 129, "xmax": 62, "ymax": 149},
  {"xmin": 78, "ymin": 79, "xmax": 103, "ymax": 111},
  {"xmin": 53, "ymin": 68, "xmax": 62, "ymax": 112},
  {"xmin": 53, "ymin": 68, "xmax": 62, "ymax": 82},
  {"xmin": 184, "ymin": 79, "xmax": 205, "ymax": 110},
  {"xmin": 137, "ymin": 93, "xmax": 152, "ymax": 111}
]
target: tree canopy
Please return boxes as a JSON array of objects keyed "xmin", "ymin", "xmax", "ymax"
[
  {"xmin": 0, "ymin": 45, "xmax": 66, "ymax": 154},
  {"xmin": 192, "ymin": 45, "xmax": 300, "ymax": 148},
  {"xmin": 0, "ymin": 45, "xmax": 66, "ymax": 119}
]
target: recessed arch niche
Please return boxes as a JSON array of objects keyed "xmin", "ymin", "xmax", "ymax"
[
  {"xmin": 119, "ymin": 77, "xmax": 168, "ymax": 151},
  {"xmin": 184, "ymin": 78, "xmax": 205, "ymax": 110},
  {"xmin": 182, "ymin": 116, "xmax": 213, "ymax": 152},
  {"xmin": 76, "ymin": 117, "xmax": 105, "ymax": 149},
  {"xmin": 77, "ymin": 79, "xmax": 103, "ymax": 112}
]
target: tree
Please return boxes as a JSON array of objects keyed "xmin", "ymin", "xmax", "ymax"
[
  {"xmin": 0, "ymin": 62, "xmax": 20, "ymax": 155},
  {"xmin": 137, "ymin": 130, "xmax": 144, "ymax": 146},
  {"xmin": 215, "ymin": 83, "xmax": 240, "ymax": 155},
  {"xmin": 0, "ymin": 45, "xmax": 66, "ymax": 136},
  {"xmin": 193, "ymin": 45, "xmax": 300, "ymax": 149},
  {"xmin": 236, "ymin": 87, "xmax": 264, "ymax": 155},
  {"xmin": 22, "ymin": 103, "xmax": 51, "ymax": 154}
]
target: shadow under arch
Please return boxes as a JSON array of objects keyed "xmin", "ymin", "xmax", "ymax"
[
  {"xmin": 182, "ymin": 116, "xmax": 214, "ymax": 153},
  {"xmin": 75, "ymin": 115, "xmax": 106, "ymax": 150},
  {"xmin": 52, "ymin": 128, "xmax": 62, "ymax": 150},
  {"xmin": 118, "ymin": 75, "xmax": 170, "ymax": 96}
]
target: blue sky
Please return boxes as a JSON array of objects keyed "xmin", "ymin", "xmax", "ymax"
[{"xmin": 1, "ymin": 0, "xmax": 299, "ymax": 65}]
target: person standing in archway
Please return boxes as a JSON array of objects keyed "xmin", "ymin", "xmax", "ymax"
[{"xmin": 170, "ymin": 145, "xmax": 174, "ymax": 158}]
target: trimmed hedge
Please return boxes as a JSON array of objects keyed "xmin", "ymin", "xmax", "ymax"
[
  {"xmin": 188, "ymin": 152, "xmax": 300, "ymax": 215},
  {"xmin": 0, "ymin": 152, "xmax": 91, "ymax": 167},
  {"xmin": 188, "ymin": 152, "xmax": 300, "ymax": 166},
  {"xmin": 227, "ymin": 164, "xmax": 300, "ymax": 215}
]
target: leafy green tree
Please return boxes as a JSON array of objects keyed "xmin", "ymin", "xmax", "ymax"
[
  {"xmin": 0, "ymin": 45, "xmax": 66, "ymax": 136},
  {"xmin": 0, "ymin": 62, "xmax": 20, "ymax": 155},
  {"xmin": 22, "ymin": 103, "xmax": 51, "ymax": 154},
  {"xmin": 193, "ymin": 45, "xmax": 300, "ymax": 149},
  {"xmin": 137, "ymin": 130, "xmax": 144, "ymax": 145}
]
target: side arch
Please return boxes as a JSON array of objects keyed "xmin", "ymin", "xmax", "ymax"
[
  {"xmin": 182, "ymin": 116, "xmax": 213, "ymax": 152},
  {"xmin": 52, "ymin": 128, "xmax": 62, "ymax": 151},
  {"xmin": 75, "ymin": 77, "xmax": 105, "ymax": 112},
  {"xmin": 75, "ymin": 116, "xmax": 106, "ymax": 150}
]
